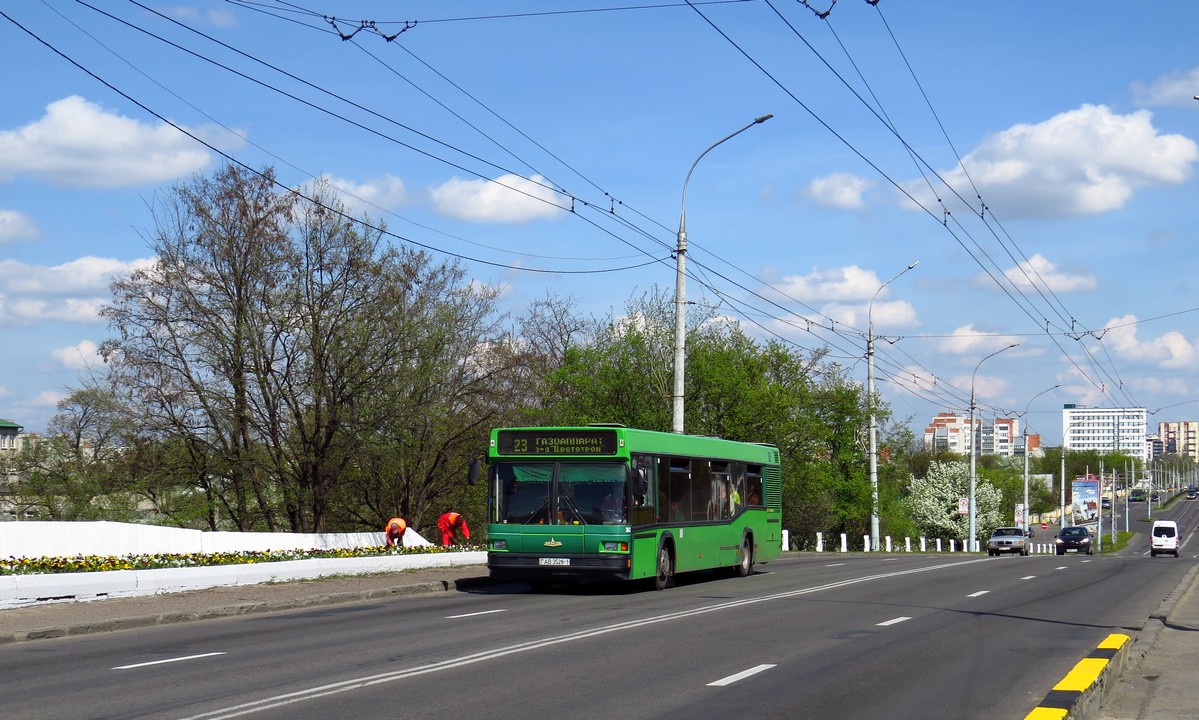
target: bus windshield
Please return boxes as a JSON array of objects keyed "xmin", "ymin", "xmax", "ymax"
[{"xmin": 494, "ymin": 461, "xmax": 628, "ymax": 525}]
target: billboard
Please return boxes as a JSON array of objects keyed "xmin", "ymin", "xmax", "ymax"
[{"xmin": 1071, "ymin": 475, "xmax": 1100, "ymax": 525}]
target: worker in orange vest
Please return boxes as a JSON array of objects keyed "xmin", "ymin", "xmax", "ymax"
[
  {"xmin": 438, "ymin": 511, "xmax": 470, "ymax": 546},
  {"xmin": 385, "ymin": 517, "xmax": 407, "ymax": 547}
]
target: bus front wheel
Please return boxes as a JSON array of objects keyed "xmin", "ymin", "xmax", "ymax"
[
  {"xmin": 654, "ymin": 545, "xmax": 674, "ymax": 591},
  {"xmin": 735, "ymin": 537, "xmax": 754, "ymax": 577}
]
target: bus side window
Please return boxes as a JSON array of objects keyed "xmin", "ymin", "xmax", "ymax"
[
  {"xmin": 632, "ymin": 456, "xmax": 657, "ymax": 526},
  {"xmin": 746, "ymin": 466, "xmax": 764, "ymax": 506},
  {"xmin": 731, "ymin": 462, "xmax": 746, "ymax": 514},
  {"xmin": 692, "ymin": 460, "xmax": 711, "ymax": 521},
  {"xmin": 668, "ymin": 458, "xmax": 690, "ymax": 522}
]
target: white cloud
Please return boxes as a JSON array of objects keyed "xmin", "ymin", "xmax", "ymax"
[
  {"xmin": 0, "ymin": 256, "xmax": 152, "ymax": 295},
  {"xmin": 1133, "ymin": 375, "xmax": 1189, "ymax": 397},
  {"xmin": 322, "ymin": 173, "xmax": 410, "ymax": 216},
  {"xmin": 888, "ymin": 365, "xmax": 939, "ymax": 397},
  {"xmin": 938, "ymin": 325, "xmax": 1021, "ymax": 355},
  {"xmin": 995, "ymin": 253, "xmax": 1097, "ymax": 293},
  {"xmin": 903, "ymin": 104, "xmax": 1198, "ymax": 218},
  {"xmin": 771, "ymin": 265, "xmax": 883, "ymax": 303},
  {"xmin": 50, "ymin": 340, "xmax": 102, "ymax": 370},
  {"xmin": 31, "ymin": 389, "xmax": 66, "ymax": 408},
  {"xmin": 429, "ymin": 173, "xmax": 568, "ymax": 223},
  {"xmin": 820, "ymin": 299, "xmax": 918, "ymax": 330},
  {"xmin": 0, "ymin": 256, "xmax": 152, "ymax": 325},
  {"xmin": 0, "ymin": 209, "xmax": 39, "ymax": 244},
  {"xmin": 1131, "ymin": 67, "xmax": 1199, "ymax": 107},
  {"xmin": 952, "ymin": 372, "xmax": 1010, "ymax": 402},
  {"xmin": 803, "ymin": 172, "xmax": 874, "ymax": 210},
  {"xmin": 1101, "ymin": 314, "xmax": 1198, "ymax": 369},
  {"xmin": 0, "ymin": 96, "xmax": 241, "ymax": 187}
]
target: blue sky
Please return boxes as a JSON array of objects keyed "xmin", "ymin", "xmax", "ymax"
[{"xmin": 3, "ymin": 1, "xmax": 1199, "ymax": 446}]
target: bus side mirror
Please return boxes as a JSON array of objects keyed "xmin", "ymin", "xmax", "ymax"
[{"xmin": 468, "ymin": 458, "xmax": 481, "ymax": 486}]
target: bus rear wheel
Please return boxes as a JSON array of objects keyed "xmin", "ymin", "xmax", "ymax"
[
  {"xmin": 653, "ymin": 545, "xmax": 674, "ymax": 591},
  {"xmin": 735, "ymin": 537, "xmax": 754, "ymax": 577}
]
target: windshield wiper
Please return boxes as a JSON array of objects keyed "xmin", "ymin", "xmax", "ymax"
[{"xmin": 522, "ymin": 499, "xmax": 549, "ymax": 525}]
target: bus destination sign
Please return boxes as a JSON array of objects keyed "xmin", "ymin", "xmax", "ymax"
[{"xmin": 496, "ymin": 429, "xmax": 618, "ymax": 456}]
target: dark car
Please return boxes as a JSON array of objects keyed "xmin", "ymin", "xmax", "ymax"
[
  {"xmin": 1055, "ymin": 526, "xmax": 1093, "ymax": 555},
  {"xmin": 1100, "ymin": 497, "xmax": 1112, "ymax": 509}
]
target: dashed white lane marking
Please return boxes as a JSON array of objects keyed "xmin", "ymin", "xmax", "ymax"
[
  {"xmin": 1021, "ymin": 576, "xmax": 1037, "ymax": 580},
  {"xmin": 114, "ymin": 652, "xmax": 226, "ymax": 670},
  {"xmin": 708, "ymin": 664, "xmax": 777, "ymax": 687},
  {"xmin": 445, "ymin": 609, "xmax": 507, "ymax": 619},
  {"xmin": 877, "ymin": 616, "xmax": 911, "ymax": 627},
  {"xmin": 967, "ymin": 590, "xmax": 990, "ymax": 597}
]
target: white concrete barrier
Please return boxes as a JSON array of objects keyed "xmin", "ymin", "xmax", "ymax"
[{"xmin": 0, "ymin": 521, "xmax": 430, "ymax": 559}]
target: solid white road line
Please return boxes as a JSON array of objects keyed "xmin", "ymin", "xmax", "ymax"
[
  {"xmin": 114, "ymin": 652, "xmax": 226, "ymax": 670},
  {"xmin": 708, "ymin": 664, "xmax": 777, "ymax": 687}
]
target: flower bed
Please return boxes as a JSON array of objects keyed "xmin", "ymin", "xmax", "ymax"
[{"xmin": 1, "ymin": 544, "xmax": 483, "ymax": 576}]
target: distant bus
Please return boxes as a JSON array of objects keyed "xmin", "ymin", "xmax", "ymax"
[
  {"xmin": 482, "ymin": 425, "xmax": 782, "ymax": 590},
  {"xmin": 1128, "ymin": 488, "xmax": 1146, "ymax": 502}
]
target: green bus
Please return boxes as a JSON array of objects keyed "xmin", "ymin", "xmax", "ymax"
[{"xmin": 482, "ymin": 424, "xmax": 783, "ymax": 590}]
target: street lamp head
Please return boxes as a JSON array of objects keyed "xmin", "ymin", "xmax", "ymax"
[{"xmin": 753, "ymin": 114, "xmax": 774, "ymax": 124}]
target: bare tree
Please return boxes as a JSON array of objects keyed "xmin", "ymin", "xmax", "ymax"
[{"xmin": 102, "ymin": 164, "xmax": 292, "ymax": 530}]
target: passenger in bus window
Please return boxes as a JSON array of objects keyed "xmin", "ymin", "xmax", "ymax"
[{"xmin": 670, "ymin": 501, "xmax": 686, "ymax": 522}]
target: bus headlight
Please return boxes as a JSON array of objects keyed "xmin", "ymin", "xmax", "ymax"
[
  {"xmin": 602, "ymin": 541, "xmax": 628, "ymax": 552},
  {"xmin": 491, "ymin": 540, "xmax": 507, "ymax": 551}
]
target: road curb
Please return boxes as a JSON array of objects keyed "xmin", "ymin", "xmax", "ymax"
[
  {"xmin": 1024, "ymin": 633, "xmax": 1131, "ymax": 720},
  {"xmin": 1024, "ymin": 564, "xmax": 1199, "ymax": 720}
]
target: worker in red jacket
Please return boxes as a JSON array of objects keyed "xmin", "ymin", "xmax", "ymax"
[
  {"xmin": 385, "ymin": 517, "xmax": 407, "ymax": 547},
  {"xmin": 438, "ymin": 511, "xmax": 470, "ymax": 546}
]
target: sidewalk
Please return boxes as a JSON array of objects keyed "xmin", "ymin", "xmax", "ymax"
[
  {"xmin": 1094, "ymin": 564, "xmax": 1199, "ymax": 720},
  {"xmin": 0, "ymin": 564, "xmax": 492, "ymax": 644}
]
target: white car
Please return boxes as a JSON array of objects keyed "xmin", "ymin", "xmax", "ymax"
[
  {"xmin": 1150, "ymin": 520, "xmax": 1180, "ymax": 558},
  {"xmin": 987, "ymin": 526, "xmax": 1029, "ymax": 556}
]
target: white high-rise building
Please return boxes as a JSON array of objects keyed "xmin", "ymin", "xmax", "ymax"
[{"xmin": 1061, "ymin": 405, "xmax": 1147, "ymax": 462}]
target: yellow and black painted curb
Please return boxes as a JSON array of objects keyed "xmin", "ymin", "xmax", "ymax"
[{"xmin": 1024, "ymin": 633, "xmax": 1130, "ymax": 719}]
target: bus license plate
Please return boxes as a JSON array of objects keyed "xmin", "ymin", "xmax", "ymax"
[{"xmin": 539, "ymin": 557, "xmax": 569, "ymax": 566}]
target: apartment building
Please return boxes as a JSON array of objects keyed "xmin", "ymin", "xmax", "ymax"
[
  {"xmin": 923, "ymin": 412, "xmax": 1024, "ymax": 457},
  {"xmin": 1061, "ymin": 404, "xmax": 1148, "ymax": 462},
  {"xmin": 1158, "ymin": 421, "xmax": 1199, "ymax": 460}
]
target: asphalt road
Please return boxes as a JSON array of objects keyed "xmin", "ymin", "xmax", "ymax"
[{"xmin": 1, "ymin": 539, "xmax": 1191, "ymax": 720}]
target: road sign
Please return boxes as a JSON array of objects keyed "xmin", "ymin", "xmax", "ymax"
[
  {"xmin": 958, "ymin": 497, "xmax": 969, "ymax": 515},
  {"xmin": 1041, "ymin": 523, "xmax": 1048, "ymax": 530}
]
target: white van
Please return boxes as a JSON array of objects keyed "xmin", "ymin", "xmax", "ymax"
[{"xmin": 1150, "ymin": 520, "xmax": 1180, "ymax": 558}]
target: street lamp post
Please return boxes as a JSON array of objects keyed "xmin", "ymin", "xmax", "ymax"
[
  {"xmin": 969, "ymin": 343, "xmax": 1018, "ymax": 552},
  {"xmin": 867, "ymin": 261, "xmax": 918, "ymax": 551},
  {"xmin": 672, "ymin": 114, "xmax": 773, "ymax": 434},
  {"xmin": 1022, "ymin": 384, "xmax": 1060, "ymax": 534}
]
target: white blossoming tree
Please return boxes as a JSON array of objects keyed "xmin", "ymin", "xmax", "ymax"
[{"xmin": 906, "ymin": 460, "xmax": 1003, "ymax": 545}]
